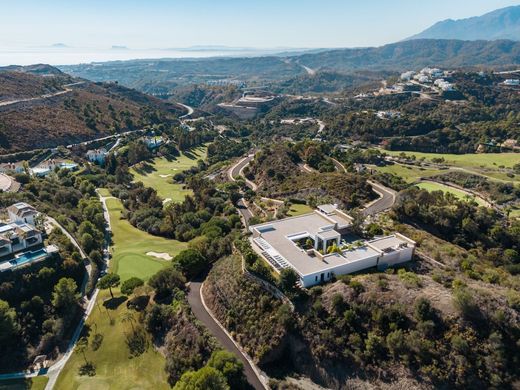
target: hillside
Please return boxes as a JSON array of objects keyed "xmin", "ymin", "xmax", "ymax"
[
  {"xmin": 295, "ymin": 39, "xmax": 520, "ymax": 72},
  {"xmin": 408, "ymin": 6, "xmax": 520, "ymax": 41},
  {"xmin": 0, "ymin": 67, "xmax": 184, "ymax": 153},
  {"xmin": 58, "ymin": 40, "xmax": 520, "ymax": 97},
  {"xmin": 246, "ymin": 144, "xmax": 374, "ymax": 209}
]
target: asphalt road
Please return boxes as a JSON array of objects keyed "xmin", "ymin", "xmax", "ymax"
[
  {"xmin": 229, "ymin": 154, "xmax": 255, "ymax": 189},
  {"xmin": 237, "ymin": 199, "xmax": 253, "ymax": 228},
  {"xmin": 331, "ymin": 158, "xmax": 396, "ymax": 216},
  {"xmin": 187, "ymin": 281, "xmax": 265, "ymax": 390},
  {"xmin": 363, "ymin": 180, "xmax": 396, "ymax": 216}
]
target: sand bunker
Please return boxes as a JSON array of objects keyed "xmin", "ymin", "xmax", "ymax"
[
  {"xmin": 146, "ymin": 251, "xmax": 172, "ymax": 260},
  {"xmin": 159, "ymin": 174, "xmax": 172, "ymax": 178}
]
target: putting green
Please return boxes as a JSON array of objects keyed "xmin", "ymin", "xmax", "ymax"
[{"xmin": 105, "ymin": 197, "xmax": 187, "ymax": 281}]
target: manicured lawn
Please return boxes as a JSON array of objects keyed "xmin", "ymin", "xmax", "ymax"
[
  {"xmin": 384, "ymin": 150, "xmax": 520, "ymax": 169},
  {"xmin": 371, "ymin": 164, "xmax": 443, "ymax": 183},
  {"xmin": 54, "ymin": 290, "xmax": 169, "ymax": 390},
  {"xmin": 0, "ymin": 376, "xmax": 48, "ymax": 390},
  {"xmin": 287, "ymin": 203, "xmax": 313, "ymax": 216},
  {"xmin": 131, "ymin": 146, "xmax": 207, "ymax": 203},
  {"xmin": 105, "ymin": 197, "xmax": 187, "ymax": 282},
  {"xmin": 416, "ymin": 181, "xmax": 487, "ymax": 206}
]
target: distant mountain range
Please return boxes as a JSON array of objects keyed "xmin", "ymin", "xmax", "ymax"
[
  {"xmin": 294, "ymin": 39, "xmax": 520, "ymax": 71},
  {"xmin": 408, "ymin": 6, "xmax": 520, "ymax": 41},
  {"xmin": 59, "ymin": 38, "xmax": 520, "ymax": 94}
]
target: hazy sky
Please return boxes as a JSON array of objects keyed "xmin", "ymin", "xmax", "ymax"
[{"xmin": 1, "ymin": 0, "xmax": 518, "ymax": 49}]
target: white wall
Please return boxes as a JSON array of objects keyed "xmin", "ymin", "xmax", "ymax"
[
  {"xmin": 378, "ymin": 246, "xmax": 414, "ymax": 267},
  {"xmin": 301, "ymin": 254, "xmax": 380, "ymax": 287}
]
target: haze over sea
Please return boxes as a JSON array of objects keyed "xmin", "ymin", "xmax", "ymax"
[{"xmin": 0, "ymin": 46, "xmax": 302, "ymax": 66}]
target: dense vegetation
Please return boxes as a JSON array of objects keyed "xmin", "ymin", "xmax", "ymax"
[
  {"xmin": 245, "ymin": 143, "xmax": 374, "ymax": 208},
  {"xmin": 0, "ymin": 170, "xmax": 107, "ymax": 371}
]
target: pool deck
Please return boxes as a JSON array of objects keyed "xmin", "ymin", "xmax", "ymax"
[{"xmin": 0, "ymin": 245, "xmax": 58, "ymax": 272}]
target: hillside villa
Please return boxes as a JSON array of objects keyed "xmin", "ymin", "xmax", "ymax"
[
  {"xmin": 250, "ymin": 204, "xmax": 415, "ymax": 287},
  {"xmin": 0, "ymin": 202, "xmax": 57, "ymax": 271},
  {"xmin": 30, "ymin": 159, "xmax": 79, "ymax": 177},
  {"xmin": 86, "ymin": 148, "xmax": 108, "ymax": 164}
]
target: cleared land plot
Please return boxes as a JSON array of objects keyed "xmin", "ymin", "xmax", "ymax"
[
  {"xmin": 287, "ymin": 203, "xmax": 313, "ymax": 216},
  {"xmin": 371, "ymin": 164, "xmax": 443, "ymax": 183},
  {"xmin": 131, "ymin": 146, "xmax": 207, "ymax": 203},
  {"xmin": 54, "ymin": 290, "xmax": 169, "ymax": 390},
  {"xmin": 416, "ymin": 181, "xmax": 487, "ymax": 207},
  {"xmin": 105, "ymin": 197, "xmax": 187, "ymax": 282}
]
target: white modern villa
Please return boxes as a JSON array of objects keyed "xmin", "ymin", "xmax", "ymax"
[
  {"xmin": 0, "ymin": 202, "xmax": 57, "ymax": 271},
  {"xmin": 249, "ymin": 204, "xmax": 415, "ymax": 287}
]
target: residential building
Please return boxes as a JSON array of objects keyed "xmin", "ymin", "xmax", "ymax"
[
  {"xmin": 29, "ymin": 159, "xmax": 79, "ymax": 177},
  {"xmin": 143, "ymin": 136, "xmax": 164, "ymax": 149},
  {"xmin": 8, "ymin": 202, "xmax": 38, "ymax": 225},
  {"xmin": 376, "ymin": 110, "xmax": 401, "ymax": 119},
  {"xmin": 400, "ymin": 71, "xmax": 415, "ymax": 81},
  {"xmin": 0, "ymin": 203, "xmax": 42, "ymax": 258},
  {"xmin": 86, "ymin": 148, "xmax": 108, "ymax": 164},
  {"xmin": 434, "ymin": 79, "xmax": 454, "ymax": 91},
  {"xmin": 0, "ymin": 162, "xmax": 25, "ymax": 174},
  {"xmin": 504, "ymin": 79, "xmax": 520, "ymax": 86},
  {"xmin": 249, "ymin": 204, "xmax": 416, "ymax": 287}
]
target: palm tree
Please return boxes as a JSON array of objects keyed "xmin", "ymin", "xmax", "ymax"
[
  {"xmin": 121, "ymin": 311, "xmax": 135, "ymax": 332},
  {"xmin": 76, "ymin": 337, "xmax": 89, "ymax": 365}
]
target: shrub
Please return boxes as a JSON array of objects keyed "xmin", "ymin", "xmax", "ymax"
[
  {"xmin": 173, "ymin": 249, "xmax": 207, "ymax": 279},
  {"xmin": 121, "ymin": 277, "xmax": 144, "ymax": 295},
  {"xmin": 397, "ymin": 269, "xmax": 421, "ymax": 288},
  {"xmin": 148, "ymin": 268, "xmax": 186, "ymax": 300}
]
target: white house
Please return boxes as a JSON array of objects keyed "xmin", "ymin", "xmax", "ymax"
[
  {"xmin": 0, "ymin": 162, "xmax": 25, "ymax": 174},
  {"xmin": 249, "ymin": 204, "xmax": 416, "ymax": 287},
  {"xmin": 8, "ymin": 202, "xmax": 38, "ymax": 226},
  {"xmin": 400, "ymin": 71, "xmax": 415, "ymax": 81},
  {"xmin": 434, "ymin": 79, "xmax": 454, "ymax": 91},
  {"xmin": 86, "ymin": 148, "xmax": 108, "ymax": 164},
  {"xmin": 143, "ymin": 136, "xmax": 164, "ymax": 149},
  {"xmin": 0, "ymin": 203, "xmax": 43, "ymax": 258},
  {"xmin": 504, "ymin": 79, "xmax": 520, "ymax": 86},
  {"xmin": 377, "ymin": 111, "xmax": 401, "ymax": 119},
  {"xmin": 29, "ymin": 159, "xmax": 79, "ymax": 177}
]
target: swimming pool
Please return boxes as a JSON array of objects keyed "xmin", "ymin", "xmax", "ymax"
[{"xmin": 9, "ymin": 248, "xmax": 48, "ymax": 267}]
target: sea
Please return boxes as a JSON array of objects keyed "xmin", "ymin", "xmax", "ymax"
[{"xmin": 0, "ymin": 46, "xmax": 298, "ymax": 66}]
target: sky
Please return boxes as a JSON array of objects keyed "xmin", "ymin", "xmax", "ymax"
[{"xmin": 0, "ymin": 0, "xmax": 518, "ymax": 64}]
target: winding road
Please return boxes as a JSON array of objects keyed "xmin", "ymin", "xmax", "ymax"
[
  {"xmin": 0, "ymin": 82, "xmax": 85, "ymax": 108},
  {"xmin": 330, "ymin": 157, "xmax": 396, "ymax": 215},
  {"xmin": 178, "ymin": 102, "xmax": 194, "ymax": 119},
  {"xmin": 187, "ymin": 281, "xmax": 266, "ymax": 390},
  {"xmin": 228, "ymin": 155, "xmax": 257, "ymax": 227}
]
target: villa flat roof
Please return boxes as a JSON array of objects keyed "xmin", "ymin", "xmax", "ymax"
[
  {"xmin": 368, "ymin": 235, "xmax": 410, "ymax": 251},
  {"xmin": 251, "ymin": 211, "xmax": 377, "ymax": 276}
]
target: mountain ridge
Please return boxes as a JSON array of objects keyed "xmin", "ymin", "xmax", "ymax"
[{"xmin": 407, "ymin": 6, "xmax": 520, "ymax": 41}]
